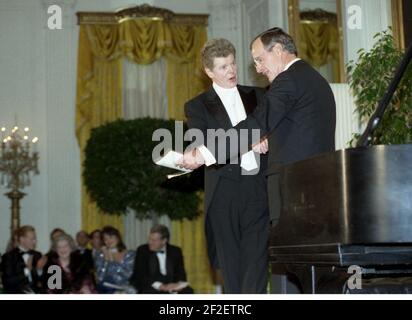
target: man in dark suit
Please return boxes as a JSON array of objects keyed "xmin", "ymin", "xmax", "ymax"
[
  {"xmin": 249, "ymin": 27, "xmax": 336, "ymax": 223},
  {"xmin": 1, "ymin": 225, "xmax": 46, "ymax": 293},
  {"xmin": 130, "ymin": 225, "xmax": 193, "ymax": 294},
  {"xmin": 183, "ymin": 38, "xmax": 269, "ymax": 294},
  {"xmin": 74, "ymin": 230, "xmax": 94, "ymax": 273}
]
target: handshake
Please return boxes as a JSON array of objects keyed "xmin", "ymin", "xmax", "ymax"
[{"xmin": 176, "ymin": 138, "xmax": 268, "ymax": 170}]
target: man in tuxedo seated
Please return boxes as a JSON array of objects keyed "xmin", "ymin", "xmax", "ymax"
[
  {"xmin": 89, "ymin": 229, "xmax": 102, "ymax": 261},
  {"xmin": 130, "ymin": 225, "xmax": 193, "ymax": 294},
  {"xmin": 74, "ymin": 230, "xmax": 94, "ymax": 272},
  {"xmin": 1, "ymin": 225, "xmax": 46, "ymax": 293}
]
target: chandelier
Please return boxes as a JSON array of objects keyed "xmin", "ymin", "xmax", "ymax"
[{"xmin": 0, "ymin": 126, "xmax": 39, "ymax": 235}]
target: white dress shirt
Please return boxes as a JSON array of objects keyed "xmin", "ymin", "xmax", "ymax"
[
  {"xmin": 156, "ymin": 249, "xmax": 167, "ymax": 276},
  {"xmin": 284, "ymin": 58, "xmax": 301, "ymax": 71},
  {"xmin": 198, "ymin": 83, "xmax": 258, "ymax": 171},
  {"xmin": 152, "ymin": 247, "xmax": 167, "ymax": 290},
  {"xmin": 18, "ymin": 246, "xmax": 33, "ymax": 282}
]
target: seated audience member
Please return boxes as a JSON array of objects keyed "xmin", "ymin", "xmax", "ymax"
[
  {"xmin": 45, "ymin": 228, "xmax": 66, "ymax": 260},
  {"xmin": 50, "ymin": 228, "xmax": 66, "ymax": 241},
  {"xmin": 42, "ymin": 234, "xmax": 96, "ymax": 294},
  {"xmin": 1, "ymin": 225, "xmax": 46, "ymax": 293},
  {"xmin": 95, "ymin": 226, "xmax": 135, "ymax": 293},
  {"xmin": 130, "ymin": 225, "xmax": 194, "ymax": 294},
  {"xmin": 89, "ymin": 229, "xmax": 102, "ymax": 261},
  {"xmin": 74, "ymin": 230, "xmax": 94, "ymax": 272}
]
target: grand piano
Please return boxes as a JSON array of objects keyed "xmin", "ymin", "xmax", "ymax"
[{"xmin": 269, "ymin": 42, "xmax": 412, "ymax": 294}]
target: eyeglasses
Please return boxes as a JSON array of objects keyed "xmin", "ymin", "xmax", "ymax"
[
  {"xmin": 253, "ymin": 55, "xmax": 264, "ymax": 67},
  {"xmin": 252, "ymin": 44, "xmax": 275, "ymax": 67}
]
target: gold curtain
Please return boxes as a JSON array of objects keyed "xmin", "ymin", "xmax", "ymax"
[
  {"xmin": 75, "ymin": 18, "xmax": 214, "ymax": 292},
  {"xmin": 299, "ymin": 21, "xmax": 341, "ymax": 82},
  {"xmin": 120, "ymin": 20, "xmax": 166, "ymax": 65},
  {"xmin": 76, "ymin": 25, "xmax": 124, "ymax": 234},
  {"xmin": 165, "ymin": 24, "xmax": 210, "ymax": 121}
]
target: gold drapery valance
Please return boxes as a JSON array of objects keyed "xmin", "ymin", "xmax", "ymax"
[
  {"xmin": 77, "ymin": 4, "xmax": 208, "ymax": 26},
  {"xmin": 75, "ymin": 5, "xmax": 213, "ymax": 293}
]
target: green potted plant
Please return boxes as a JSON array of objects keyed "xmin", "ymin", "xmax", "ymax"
[
  {"xmin": 83, "ymin": 118, "xmax": 201, "ymax": 220},
  {"xmin": 347, "ymin": 29, "xmax": 412, "ymax": 145}
]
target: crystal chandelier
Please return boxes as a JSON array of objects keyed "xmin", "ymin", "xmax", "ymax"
[{"xmin": 0, "ymin": 126, "xmax": 39, "ymax": 234}]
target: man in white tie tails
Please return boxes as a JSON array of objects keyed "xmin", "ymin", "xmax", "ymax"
[{"xmin": 181, "ymin": 38, "xmax": 270, "ymax": 293}]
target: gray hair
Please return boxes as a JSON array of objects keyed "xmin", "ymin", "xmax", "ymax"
[
  {"xmin": 201, "ymin": 38, "xmax": 236, "ymax": 70},
  {"xmin": 150, "ymin": 224, "xmax": 170, "ymax": 241},
  {"xmin": 251, "ymin": 27, "xmax": 298, "ymax": 55},
  {"xmin": 52, "ymin": 233, "xmax": 77, "ymax": 252}
]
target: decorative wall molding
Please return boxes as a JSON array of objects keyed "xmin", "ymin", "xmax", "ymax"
[
  {"xmin": 300, "ymin": 8, "xmax": 337, "ymax": 23},
  {"xmin": 391, "ymin": 0, "xmax": 405, "ymax": 49},
  {"xmin": 115, "ymin": 3, "xmax": 175, "ymax": 21},
  {"xmin": 77, "ymin": 4, "xmax": 209, "ymax": 26}
]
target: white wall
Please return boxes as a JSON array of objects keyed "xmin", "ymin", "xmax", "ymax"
[
  {"xmin": 0, "ymin": 0, "xmax": 81, "ymax": 253},
  {"xmin": 342, "ymin": 0, "xmax": 392, "ymax": 65}
]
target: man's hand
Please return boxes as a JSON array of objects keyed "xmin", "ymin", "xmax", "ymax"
[
  {"xmin": 252, "ymin": 138, "xmax": 269, "ymax": 154},
  {"xmin": 167, "ymin": 282, "xmax": 183, "ymax": 292},
  {"xmin": 101, "ymin": 246, "xmax": 113, "ymax": 261},
  {"xmin": 176, "ymin": 148, "xmax": 205, "ymax": 170},
  {"xmin": 113, "ymin": 251, "xmax": 126, "ymax": 263},
  {"xmin": 36, "ymin": 255, "xmax": 48, "ymax": 270},
  {"xmin": 160, "ymin": 282, "xmax": 184, "ymax": 292},
  {"xmin": 159, "ymin": 283, "xmax": 171, "ymax": 292}
]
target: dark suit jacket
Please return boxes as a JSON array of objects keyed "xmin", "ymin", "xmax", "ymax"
[
  {"xmin": 130, "ymin": 244, "xmax": 188, "ymax": 293},
  {"xmin": 74, "ymin": 248, "xmax": 94, "ymax": 272},
  {"xmin": 1, "ymin": 248, "xmax": 42, "ymax": 293},
  {"xmin": 184, "ymin": 85, "xmax": 268, "ymax": 267},
  {"xmin": 185, "ymin": 85, "xmax": 268, "ymax": 213},
  {"xmin": 215, "ymin": 60, "xmax": 336, "ymax": 172}
]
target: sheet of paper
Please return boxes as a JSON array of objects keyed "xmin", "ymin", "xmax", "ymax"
[
  {"xmin": 167, "ymin": 171, "xmax": 191, "ymax": 179},
  {"xmin": 154, "ymin": 150, "xmax": 193, "ymax": 173}
]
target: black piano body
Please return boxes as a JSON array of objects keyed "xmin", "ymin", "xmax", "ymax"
[{"xmin": 269, "ymin": 144, "xmax": 412, "ymax": 293}]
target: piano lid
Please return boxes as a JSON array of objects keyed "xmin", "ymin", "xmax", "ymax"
[{"xmin": 270, "ymin": 144, "xmax": 412, "ymax": 247}]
